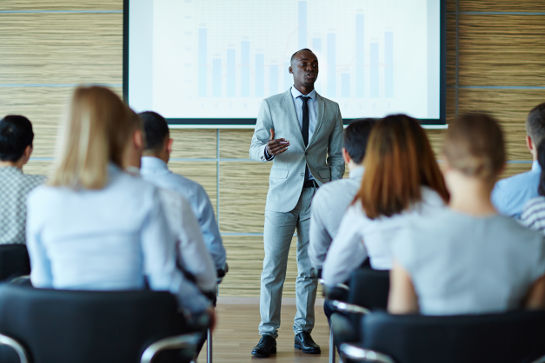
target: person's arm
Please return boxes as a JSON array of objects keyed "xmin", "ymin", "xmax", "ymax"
[
  {"xmin": 249, "ymin": 99, "xmax": 289, "ymax": 162},
  {"xmin": 308, "ymin": 190, "xmax": 332, "ymax": 271},
  {"xmin": 141, "ymin": 190, "xmax": 210, "ymax": 316},
  {"xmin": 322, "ymin": 206, "xmax": 367, "ymax": 286},
  {"xmin": 26, "ymin": 190, "xmax": 53, "ymax": 287},
  {"xmin": 388, "ymin": 259, "xmax": 419, "ymax": 314},
  {"xmin": 195, "ymin": 186, "xmax": 227, "ymax": 272},
  {"xmin": 327, "ymin": 104, "xmax": 345, "ymax": 181},
  {"xmin": 524, "ymin": 274, "xmax": 545, "ymax": 310}
]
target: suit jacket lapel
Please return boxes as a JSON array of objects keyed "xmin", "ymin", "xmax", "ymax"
[
  {"xmin": 283, "ymin": 90, "xmax": 304, "ymax": 147},
  {"xmin": 309, "ymin": 93, "xmax": 325, "ymax": 148}
]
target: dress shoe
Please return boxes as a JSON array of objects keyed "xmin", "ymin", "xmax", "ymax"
[
  {"xmin": 251, "ymin": 335, "xmax": 276, "ymax": 358},
  {"xmin": 294, "ymin": 332, "xmax": 321, "ymax": 354}
]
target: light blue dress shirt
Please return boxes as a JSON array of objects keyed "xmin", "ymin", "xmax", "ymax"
[
  {"xmin": 140, "ymin": 156, "xmax": 227, "ymax": 270},
  {"xmin": 491, "ymin": 161, "xmax": 541, "ymax": 218},
  {"xmin": 26, "ymin": 164, "xmax": 209, "ymax": 315}
]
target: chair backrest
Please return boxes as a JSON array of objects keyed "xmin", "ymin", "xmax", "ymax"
[
  {"xmin": 0, "ymin": 284, "xmax": 192, "ymax": 363},
  {"xmin": 0, "ymin": 245, "xmax": 30, "ymax": 281},
  {"xmin": 348, "ymin": 268, "xmax": 390, "ymax": 310},
  {"xmin": 361, "ymin": 310, "xmax": 545, "ymax": 363}
]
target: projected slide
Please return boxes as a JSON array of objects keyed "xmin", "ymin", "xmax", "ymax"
[{"xmin": 128, "ymin": 0, "xmax": 441, "ymax": 122}]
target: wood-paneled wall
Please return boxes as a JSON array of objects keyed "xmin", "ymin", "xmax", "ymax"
[{"xmin": 1, "ymin": 0, "xmax": 544, "ymax": 296}]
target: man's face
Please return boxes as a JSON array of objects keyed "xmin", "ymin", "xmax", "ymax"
[{"xmin": 290, "ymin": 50, "xmax": 318, "ymax": 91}]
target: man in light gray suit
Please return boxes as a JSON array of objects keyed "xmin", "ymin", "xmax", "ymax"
[{"xmin": 249, "ymin": 48, "xmax": 345, "ymax": 358}]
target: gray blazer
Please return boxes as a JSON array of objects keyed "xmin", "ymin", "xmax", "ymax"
[{"xmin": 249, "ymin": 90, "xmax": 345, "ymax": 213}]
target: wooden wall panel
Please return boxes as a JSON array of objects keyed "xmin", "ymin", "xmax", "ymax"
[
  {"xmin": 0, "ymin": 13, "xmax": 122, "ymax": 84},
  {"xmin": 459, "ymin": 1, "xmax": 545, "ymax": 12},
  {"xmin": 446, "ymin": 13, "xmax": 457, "ymax": 87},
  {"xmin": 220, "ymin": 129, "xmax": 254, "ymax": 159},
  {"xmin": 169, "ymin": 129, "xmax": 217, "ymax": 159},
  {"xmin": 458, "ymin": 15, "xmax": 545, "ymax": 86},
  {"xmin": 219, "ymin": 162, "xmax": 270, "ymax": 233},
  {"xmin": 168, "ymin": 162, "xmax": 217, "ymax": 211},
  {"xmin": 24, "ymin": 160, "xmax": 52, "ymax": 177},
  {"xmin": 2, "ymin": 1, "xmax": 122, "ymax": 10}
]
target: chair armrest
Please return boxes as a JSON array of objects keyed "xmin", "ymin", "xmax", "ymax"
[
  {"xmin": 0, "ymin": 333, "xmax": 29, "ymax": 363},
  {"xmin": 330, "ymin": 300, "xmax": 370, "ymax": 315},
  {"xmin": 531, "ymin": 354, "xmax": 545, "ymax": 363},
  {"xmin": 140, "ymin": 332, "xmax": 201, "ymax": 363},
  {"xmin": 339, "ymin": 343, "xmax": 395, "ymax": 363},
  {"xmin": 320, "ymin": 279, "xmax": 349, "ymax": 299}
]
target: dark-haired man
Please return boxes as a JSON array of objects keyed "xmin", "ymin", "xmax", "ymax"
[
  {"xmin": 309, "ymin": 119, "xmax": 376, "ymax": 274},
  {"xmin": 138, "ymin": 111, "xmax": 227, "ymax": 276},
  {"xmin": 492, "ymin": 102, "xmax": 545, "ymax": 218},
  {"xmin": 0, "ymin": 115, "xmax": 45, "ymax": 244},
  {"xmin": 249, "ymin": 48, "xmax": 344, "ymax": 357}
]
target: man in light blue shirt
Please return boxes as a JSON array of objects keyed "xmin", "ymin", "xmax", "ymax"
[
  {"xmin": 492, "ymin": 102, "xmax": 545, "ymax": 218},
  {"xmin": 139, "ymin": 111, "xmax": 227, "ymax": 275},
  {"xmin": 309, "ymin": 118, "xmax": 375, "ymax": 274}
]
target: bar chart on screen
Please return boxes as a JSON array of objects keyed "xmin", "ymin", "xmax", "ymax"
[{"xmin": 129, "ymin": 0, "xmax": 440, "ymax": 120}]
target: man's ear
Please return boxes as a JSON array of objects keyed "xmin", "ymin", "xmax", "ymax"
[
  {"xmin": 21, "ymin": 145, "xmax": 33, "ymax": 165},
  {"xmin": 289, "ymin": 65, "xmax": 293, "ymax": 74},
  {"xmin": 527, "ymin": 135, "xmax": 534, "ymax": 152},
  {"xmin": 133, "ymin": 129, "xmax": 144, "ymax": 150},
  {"xmin": 342, "ymin": 148, "xmax": 351, "ymax": 164},
  {"xmin": 166, "ymin": 138, "xmax": 173, "ymax": 155}
]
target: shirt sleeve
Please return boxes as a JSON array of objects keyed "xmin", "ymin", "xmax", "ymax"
[
  {"xmin": 195, "ymin": 185, "xmax": 227, "ymax": 270},
  {"xmin": 309, "ymin": 189, "xmax": 332, "ymax": 269},
  {"xmin": 141, "ymin": 190, "xmax": 210, "ymax": 315},
  {"xmin": 27, "ymin": 189, "xmax": 53, "ymax": 288},
  {"xmin": 250, "ymin": 99, "xmax": 274, "ymax": 162},
  {"xmin": 322, "ymin": 204, "xmax": 368, "ymax": 286}
]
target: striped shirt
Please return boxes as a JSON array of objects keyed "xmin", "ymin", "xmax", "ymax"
[{"xmin": 521, "ymin": 196, "xmax": 545, "ymax": 234}]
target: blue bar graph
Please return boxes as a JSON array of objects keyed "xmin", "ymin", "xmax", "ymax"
[
  {"xmin": 385, "ymin": 32, "xmax": 394, "ymax": 98},
  {"xmin": 341, "ymin": 73, "xmax": 350, "ymax": 97},
  {"xmin": 356, "ymin": 14, "xmax": 364, "ymax": 97},
  {"xmin": 255, "ymin": 53, "xmax": 265, "ymax": 97},
  {"xmin": 269, "ymin": 64, "xmax": 279, "ymax": 95},
  {"xmin": 198, "ymin": 27, "xmax": 207, "ymax": 97},
  {"xmin": 226, "ymin": 48, "xmax": 236, "ymax": 97},
  {"xmin": 327, "ymin": 33, "xmax": 336, "ymax": 97},
  {"xmin": 241, "ymin": 40, "xmax": 250, "ymax": 97},
  {"xmin": 370, "ymin": 42, "xmax": 379, "ymax": 97},
  {"xmin": 212, "ymin": 58, "xmax": 221, "ymax": 97},
  {"xmin": 312, "ymin": 37, "xmax": 321, "ymax": 53},
  {"xmin": 298, "ymin": 1, "xmax": 307, "ymax": 48}
]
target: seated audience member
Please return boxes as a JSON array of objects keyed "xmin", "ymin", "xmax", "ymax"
[
  {"xmin": 0, "ymin": 115, "xmax": 45, "ymax": 244},
  {"xmin": 389, "ymin": 113, "xmax": 545, "ymax": 315},
  {"xmin": 26, "ymin": 86, "xmax": 212, "ymax": 320},
  {"xmin": 308, "ymin": 118, "xmax": 375, "ymax": 275},
  {"xmin": 123, "ymin": 110, "xmax": 217, "ymax": 295},
  {"xmin": 322, "ymin": 114, "xmax": 449, "ymax": 286},
  {"xmin": 492, "ymin": 102, "xmax": 545, "ymax": 218},
  {"xmin": 139, "ymin": 111, "xmax": 227, "ymax": 276},
  {"xmin": 521, "ymin": 142, "xmax": 545, "ymax": 234}
]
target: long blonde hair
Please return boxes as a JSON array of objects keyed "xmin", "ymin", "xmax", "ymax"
[{"xmin": 49, "ymin": 86, "xmax": 132, "ymax": 189}]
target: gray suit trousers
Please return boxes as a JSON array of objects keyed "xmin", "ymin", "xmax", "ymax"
[{"xmin": 258, "ymin": 187, "xmax": 318, "ymax": 337}]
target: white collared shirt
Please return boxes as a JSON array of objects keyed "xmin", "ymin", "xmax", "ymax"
[{"xmin": 290, "ymin": 86, "xmax": 318, "ymax": 144}]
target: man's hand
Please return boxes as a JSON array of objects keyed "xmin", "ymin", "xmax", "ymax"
[{"xmin": 266, "ymin": 129, "xmax": 290, "ymax": 156}]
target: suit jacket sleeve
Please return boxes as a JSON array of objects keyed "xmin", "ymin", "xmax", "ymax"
[
  {"xmin": 328, "ymin": 104, "xmax": 345, "ymax": 180},
  {"xmin": 249, "ymin": 99, "xmax": 274, "ymax": 162}
]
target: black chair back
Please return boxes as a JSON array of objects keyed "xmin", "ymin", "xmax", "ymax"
[
  {"xmin": 360, "ymin": 310, "xmax": 545, "ymax": 363},
  {"xmin": 348, "ymin": 268, "xmax": 390, "ymax": 310},
  {"xmin": 0, "ymin": 245, "xmax": 30, "ymax": 281},
  {"xmin": 0, "ymin": 284, "xmax": 195, "ymax": 363}
]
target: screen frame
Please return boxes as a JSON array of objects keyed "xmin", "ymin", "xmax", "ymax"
[{"xmin": 123, "ymin": 0, "xmax": 447, "ymax": 128}]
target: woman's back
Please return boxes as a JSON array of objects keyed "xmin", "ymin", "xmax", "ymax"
[
  {"xmin": 394, "ymin": 208, "xmax": 545, "ymax": 315},
  {"xmin": 27, "ymin": 165, "xmax": 170, "ymax": 290}
]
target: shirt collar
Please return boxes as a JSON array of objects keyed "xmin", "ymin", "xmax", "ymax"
[
  {"xmin": 349, "ymin": 166, "xmax": 364, "ymax": 180},
  {"xmin": 141, "ymin": 156, "xmax": 169, "ymax": 172},
  {"xmin": 290, "ymin": 86, "xmax": 316, "ymax": 101},
  {"xmin": 532, "ymin": 160, "xmax": 541, "ymax": 172},
  {"xmin": 0, "ymin": 166, "xmax": 23, "ymax": 175}
]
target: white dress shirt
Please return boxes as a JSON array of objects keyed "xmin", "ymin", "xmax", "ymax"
[
  {"xmin": 309, "ymin": 166, "xmax": 364, "ymax": 270},
  {"xmin": 322, "ymin": 186, "xmax": 445, "ymax": 286},
  {"xmin": 140, "ymin": 156, "xmax": 227, "ymax": 270},
  {"xmin": 26, "ymin": 164, "xmax": 209, "ymax": 315}
]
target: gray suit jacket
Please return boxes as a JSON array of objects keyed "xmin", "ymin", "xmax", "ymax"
[{"xmin": 249, "ymin": 90, "xmax": 345, "ymax": 213}]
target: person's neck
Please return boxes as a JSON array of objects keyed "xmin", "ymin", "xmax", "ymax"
[
  {"xmin": 294, "ymin": 85, "xmax": 314, "ymax": 95},
  {"xmin": 0, "ymin": 160, "xmax": 23, "ymax": 169},
  {"xmin": 447, "ymin": 174, "xmax": 497, "ymax": 216},
  {"xmin": 143, "ymin": 152, "xmax": 168, "ymax": 164},
  {"xmin": 347, "ymin": 160, "xmax": 361, "ymax": 173}
]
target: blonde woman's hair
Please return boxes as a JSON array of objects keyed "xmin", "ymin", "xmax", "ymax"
[
  {"xmin": 49, "ymin": 86, "xmax": 132, "ymax": 189},
  {"xmin": 443, "ymin": 112, "xmax": 505, "ymax": 182}
]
